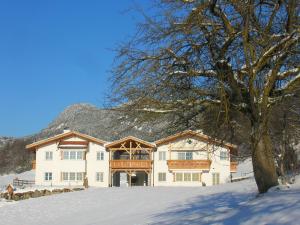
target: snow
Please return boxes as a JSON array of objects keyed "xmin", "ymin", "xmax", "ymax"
[
  {"xmin": 0, "ymin": 170, "xmax": 35, "ymax": 190},
  {"xmin": 0, "ymin": 176, "xmax": 299, "ymax": 225},
  {"xmin": 232, "ymin": 158, "xmax": 253, "ymax": 179},
  {"xmin": 0, "ymin": 163, "xmax": 299, "ymax": 224}
]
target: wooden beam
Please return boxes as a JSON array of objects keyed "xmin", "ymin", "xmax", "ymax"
[{"xmin": 108, "ymin": 147, "xmax": 153, "ymax": 151}]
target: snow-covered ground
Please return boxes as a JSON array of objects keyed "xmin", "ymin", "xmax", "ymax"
[
  {"xmin": 232, "ymin": 158, "xmax": 253, "ymax": 179},
  {"xmin": 0, "ymin": 177, "xmax": 299, "ymax": 225},
  {"xmin": 1, "ymin": 162, "xmax": 299, "ymax": 225},
  {"xmin": 0, "ymin": 170, "xmax": 35, "ymax": 191}
]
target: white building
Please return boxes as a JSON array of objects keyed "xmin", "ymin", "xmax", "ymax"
[{"xmin": 26, "ymin": 130, "xmax": 237, "ymax": 187}]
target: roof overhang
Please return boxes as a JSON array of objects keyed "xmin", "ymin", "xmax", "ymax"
[
  {"xmin": 105, "ymin": 136, "xmax": 155, "ymax": 150},
  {"xmin": 26, "ymin": 131, "xmax": 106, "ymax": 150},
  {"xmin": 155, "ymin": 130, "xmax": 237, "ymax": 153}
]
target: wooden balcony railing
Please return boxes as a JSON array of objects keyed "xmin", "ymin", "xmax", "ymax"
[
  {"xmin": 167, "ymin": 160, "xmax": 211, "ymax": 170},
  {"xmin": 230, "ymin": 161, "xmax": 238, "ymax": 172},
  {"xmin": 32, "ymin": 160, "xmax": 36, "ymax": 170},
  {"xmin": 110, "ymin": 160, "xmax": 152, "ymax": 169}
]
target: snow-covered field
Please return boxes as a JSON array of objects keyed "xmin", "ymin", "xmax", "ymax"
[
  {"xmin": 1, "ymin": 162, "xmax": 299, "ymax": 225},
  {"xmin": 0, "ymin": 177, "xmax": 299, "ymax": 225}
]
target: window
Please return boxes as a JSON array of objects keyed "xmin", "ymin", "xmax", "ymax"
[
  {"xmin": 220, "ymin": 151, "xmax": 229, "ymax": 160},
  {"xmin": 62, "ymin": 172, "xmax": 69, "ymax": 181},
  {"xmin": 159, "ymin": 151, "xmax": 166, "ymax": 161},
  {"xmin": 186, "ymin": 152, "xmax": 193, "ymax": 160},
  {"xmin": 63, "ymin": 151, "xmax": 70, "ymax": 160},
  {"xmin": 97, "ymin": 152, "xmax": 104, "ymax": 160},
  {"xmin": 62, "ymin": 172, "xmax": 84, "ymax": 181},
  {"xmin": 175, "ymin": 173, "xmax": 183, "ymax": 181},
  {"xmin": 70, "ymin": 151, "xmax": 76, "ymax": 160},
  {"xmin": 175, "ymin": 173, "xmax": 200, "ymax": 182},
  {"xmin": 178, "ymin": 152, "xmax": 185, "ymax": 160},
  {"xmin": 77, "ymin": 151, "xmax": 83, "ymax": 160},
  {"xmin": 192, "ymin": 173, "xmax": 201, "ymax": 182},
  {"xmin": 96, "ymin": 172, "xmax": 104, "ymax": 182},
  {"xmin": 69, "ymin": 172, "xmax": 76, "ymax": 181},
  {"xmin": 184, "ymin": 173, "xmax": 191, "ymax": 181},
  {"xmin": 45, "ymin": 172, "xmax": 52, "ymax": 181},
  {"xmin": 62, "ymin": 151, "xmax": 84, "ymax": 160},
  {"xmin": 76, "ymin": 172, "xmax": 83, "ymax": 181},
  {"xmin": 45, "ymin": 151, "xmax": 53, "ymax": 160},
  {"xmin": 178, "ymin": 152, "xmax": 193, "ymax": 160},
  {"xmin": 158, "ymin": 172, "xmax": 166, "ymax": 181},
  {"xmin": 212, "ymin": 173, "xmax": 220, "ymax": 185}
]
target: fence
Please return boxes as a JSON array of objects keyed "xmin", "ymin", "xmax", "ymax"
[{"xmin": 13, "ymin": 179, "xmax": 35, "ymax": 187}]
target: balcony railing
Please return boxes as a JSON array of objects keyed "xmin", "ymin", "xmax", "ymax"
[
  {"xmin": 110, "ymin": 160, "xmax": 152, "ymax": 169},
  {"xmin": 32, "ymin": 160, "xmax": 36, "ymax": 170},
  {"xmin": 230, "ymin": 162, "xmax": 238, "ymax": 172},
  {"xmin": 167, "ymin": 160, "xmax": 211, "ymax": 170}
]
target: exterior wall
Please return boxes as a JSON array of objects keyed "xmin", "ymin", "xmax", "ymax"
[
  {"xmin": 34, "ymin": 133, "xmax": 232, "ymax": 188},
  {"xmin": 86, "ymin": 142, "xmax": 109, "ymax": 187},
  {"xmin": 154, "ymin": 136, "xmax": 231, "ymax": 187},
  {"xmin": 35, "ymin": 136, "xmax": 108, "ymax": 187}
]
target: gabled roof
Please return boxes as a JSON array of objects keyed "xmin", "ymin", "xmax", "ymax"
[
  {"xmin": 155, "ymin": 130, "xmax": 237, "ymax": 149},
  {"xmin": 26, "ymin": 131, "xmax": 106, "ymax": 150},
  {"xmin": 105, "ymin": 136, "xmax": 155, "ymax": 148}
]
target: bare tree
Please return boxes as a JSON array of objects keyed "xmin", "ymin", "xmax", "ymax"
[
  {"xmin": 271, "ymin": 94, "xmax": 300, "ymax": 183},
  {"xmin": 111, "ymin": 0, "xmax": 300, "ymax": 193}
]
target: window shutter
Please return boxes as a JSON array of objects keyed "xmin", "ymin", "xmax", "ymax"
[
  {"xmin": 61, "ymin": 151, "xmax": 63, "ymax": 160},
  {"xmin": 83, "ymin": 152, "xmax": 86, "ymax": 160}
]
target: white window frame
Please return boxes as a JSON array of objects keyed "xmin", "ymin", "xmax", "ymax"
[
  {"xmin": 70, "ymin": 151, "xmax": 76, "ymax": 160},
  {"xmin": 44, "ymin": 172, "xmax": 52, "ymax": 181},
  {"xmin": 76, "ymin": 172, "xmax": 83, "ymax": 181},
  {"xmin": 212, "ymin": 173, "xmax": 220, "ymax": 185},
  {"xmin": 62, "ymin": 172, "xmax": 84, "ymax": 181},
  {"xmin": 63, "ymin": 151, "xmax": 70, "ymax": 160},
  {"xmin": 62, "ymin": 151, "xmax": 84, "ymax": 160},
  {"xmin": 97, "ymin": 152, "xmax": 104, "ymax": 161},
  {"xmin": 192, "ymin": 173, "xmax": 201, "ymax": 182},
  {"xmin": 96, "ymin": 172, "xmax": 104, "ymax": 182},
  {"xmin": 159, "ymin": 151, "xmax": 166, "ymax": 161},
  {"xmin": 178, "ymin": 152, "xmax": 193, "ymax": 160},
  {"xmin": 69, "ymin": 172, "xmax": 76, "ymax": 181},
  {"xmin": 175, "ymin": 173, "xmax": 183, "ymax": 182},
  {"xmin": 62, "ymin": 172, "xmax": 69, "ymax": 181},
  {"xmin": 184, "ymin": 173, "xmax": 191, "ymax": 181},
  {"xmin": 158, "ymin": 172, "xmax": 166, "ymax": 182},
  {"xmin": 77, "ymin": 151, "xmax": 84, "ymax": 160},
  {"xmin": 45, "ymin": 151, "xmax": 53, "ymax": 160},
  {"xmin": 220, "ymin": 151, "xmax": 229, "ymax": 160}
]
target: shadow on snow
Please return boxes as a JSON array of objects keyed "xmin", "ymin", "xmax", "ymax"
[{"xmin": 149, "ymin": 189, "xmax": 300, "ymax": 225}]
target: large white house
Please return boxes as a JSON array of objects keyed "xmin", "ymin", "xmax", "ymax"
[{"xmin": 26, "ymin": 130, "xmax": 238, "ymax": 187}]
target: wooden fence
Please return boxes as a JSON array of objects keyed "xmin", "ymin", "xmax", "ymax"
[{"xmin": 13, "ymin": 179, "xmax": 35, "ymax": 187}]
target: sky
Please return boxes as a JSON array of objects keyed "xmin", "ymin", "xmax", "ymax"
[{"xmin": 0, "ymin": 0, "xmax": 150, "ymax": 137}]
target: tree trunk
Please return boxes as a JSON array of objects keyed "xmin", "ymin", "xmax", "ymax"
[{"xmin": 251, "ymin": 125, "xmax": 278, "ymax": 193}]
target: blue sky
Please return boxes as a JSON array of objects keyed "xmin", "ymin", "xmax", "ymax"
[{"xmin": 0, "ymin": 0, "xmax": 150, "ymax": 137}]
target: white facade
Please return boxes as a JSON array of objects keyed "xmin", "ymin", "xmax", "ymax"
[
  {"xmin": 154, "ymin": 136, "xmax": 232, "ymax": 187},
  {"xmin": 28, "ymin": 130, "xmax": 236, "ymax": 187}
]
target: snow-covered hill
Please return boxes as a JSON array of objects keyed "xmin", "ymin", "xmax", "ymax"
[
  {"xmin": 0, "ymin": 177, "xmax": 299, "ymax": 225},
  {"xmin": 0, "ymin": 170, "xmax": 35, "ymax": 189}
]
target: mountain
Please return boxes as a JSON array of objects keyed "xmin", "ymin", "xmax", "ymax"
[{"xmin": 0, "ymin": 103, "xmax": 171, "ymax": 174}]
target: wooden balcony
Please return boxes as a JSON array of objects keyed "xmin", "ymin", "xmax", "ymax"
[
  {"xmin": 32, "ymin": 160, "xmax": 36, "ymax": 170},
  {"xmin": 167, "ymin": 160, "xmax": 211, "ymax": 170},
  {"xmin": 110, "ymin": 160, "xmax": 152, "ymax": 170},
  {"xmin": 230, "ymin": 161, "xmax": 238, "ymax": 173}
]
